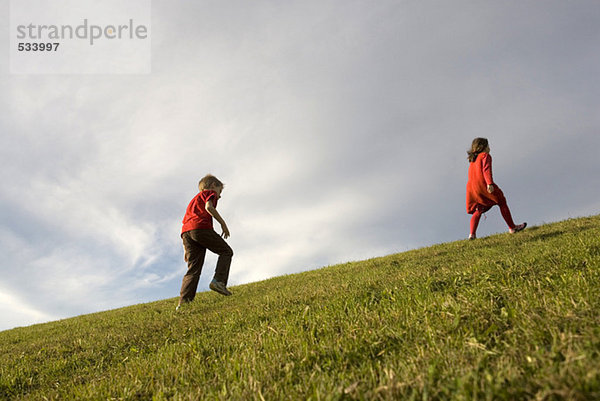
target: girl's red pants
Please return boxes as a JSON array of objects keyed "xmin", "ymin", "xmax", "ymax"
[{"xmin": 470, "ymin": 200, "xmax": 516, "ymax": 235}]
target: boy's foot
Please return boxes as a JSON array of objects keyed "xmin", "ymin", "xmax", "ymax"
[
  {"xmin": 468, "ymin": 234, "xmax": 476, "ymax": 240},
  {"xmin": 510, "ymin": 222, "xmax": 527, "ymax": 234},
  {"xmin": 210, "ymin": 279, "xmax": 232, "ymax": 296},
  {"xmin": 175, "ymin": 300, "xmax": 191, "ymax": 311}
]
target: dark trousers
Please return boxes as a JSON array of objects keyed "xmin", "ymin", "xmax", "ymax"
[{"xmin": 179, "ymin": 229, "xmax": 233, "ymax": 303}]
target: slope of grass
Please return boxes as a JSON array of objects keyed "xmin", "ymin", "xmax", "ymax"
[{"xmin": 1, "ymin": 215, "xmax": 599, "ymax": 400}]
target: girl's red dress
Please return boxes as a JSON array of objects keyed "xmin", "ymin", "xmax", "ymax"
[{"xmin": 466, "ymin": 152, "xmax": 507, "ymax": 214}]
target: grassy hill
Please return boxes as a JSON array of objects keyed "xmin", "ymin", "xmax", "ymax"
[{"xmin": 1, "ymin": 216, "xmax": 599, "ymax": 400}]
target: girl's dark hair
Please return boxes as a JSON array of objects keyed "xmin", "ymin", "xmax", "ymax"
[
  {"xmin": 198, "ymin": 174, "xmax": 224, "ymax": 191},
  {"xmin": 467, "ymin": 137, "xmax": 489, "ymax": 162}
]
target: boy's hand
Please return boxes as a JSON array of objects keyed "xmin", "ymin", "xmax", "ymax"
[
  {"xmin": 221, "ymin": 224, "xmax": 230, "ymax": 239},
  {"xmin": 206, "ymin": 200, "xmax": 230, "ymax": 239},
  {"xmin": 487, "ymin": 184, "xmax": 494, "ymax": 194}
]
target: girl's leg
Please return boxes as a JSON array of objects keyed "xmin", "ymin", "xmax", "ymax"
[
  {"xmin": 470, "ymin": 209, "xmax": 482, "ymax": 237},
  {"xmin": 498, "ymin": 200, "xmax": 516, "ymax": 230}
]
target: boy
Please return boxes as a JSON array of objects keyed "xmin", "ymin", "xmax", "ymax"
[{"xmin": 177, "ymin": 174, "xmax": 233, "ymax": 310}]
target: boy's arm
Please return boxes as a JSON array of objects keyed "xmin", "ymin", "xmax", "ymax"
[{"xmin": 206, "ymin": 200, "xmax": 230, "ymax": 239}]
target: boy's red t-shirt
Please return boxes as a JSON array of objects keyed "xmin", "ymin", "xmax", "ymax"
[{"xmin": 181, "ymin": 190, "xmax": 218, "ymax": 234}]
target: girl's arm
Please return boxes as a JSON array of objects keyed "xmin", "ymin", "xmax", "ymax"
[
  {"xmin": 481, "ymin": 153, "xmax": 495, "ymax": 193},
  {"xmin": 206, "ymin": 200, "xmax": 230, "ymax": 239}
]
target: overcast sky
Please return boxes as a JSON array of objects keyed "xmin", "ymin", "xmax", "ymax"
[{"xmin": 1, "ymin": 0, "xmax": 599, "ymax": 332}]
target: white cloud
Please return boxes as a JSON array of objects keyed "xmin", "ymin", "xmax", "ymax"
[{"xmin": 0, "ymin": 285, "xmax": 56, "ymax": 329}]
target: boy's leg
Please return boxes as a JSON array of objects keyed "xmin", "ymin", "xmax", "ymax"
[
  {"xmin": 470, "ymin": 209, "xmax": 482, "ymax": 236},
  {"xmin": 498, "ymin": 200, "xmax": 516, "ymax": 230},
  {"xmin": 179, "ymin": 231, "xmax": 207, "ymax": 303},
  {"xmin": 189, "ymin": 229, "xmax": 233, "ymax": 285}
]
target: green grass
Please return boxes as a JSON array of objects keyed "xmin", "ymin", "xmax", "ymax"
[{"xmin": 1, "ymin": 216, "xmax": 600, "ymax": 400}]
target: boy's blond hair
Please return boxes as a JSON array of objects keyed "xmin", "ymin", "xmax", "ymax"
[{"xmin": 198, "ymin": 174, "xmax": 224, "ymax": 191}]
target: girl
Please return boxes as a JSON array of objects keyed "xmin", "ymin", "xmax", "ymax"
[{"xmin": 466, "ymin": 138, "xmax": 526, "ymax": 239}]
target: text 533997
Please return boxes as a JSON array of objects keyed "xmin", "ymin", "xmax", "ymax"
[{"xmin": 18, "ymin": 43, "xmax": 60, "ymax": 51}]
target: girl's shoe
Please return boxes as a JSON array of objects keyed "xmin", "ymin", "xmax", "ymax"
[
  {"xmin": 468, "ymin": 234, "xmax": 476, "ymax": 240},
  {"xmin": 510, "ymin": 222, "xmax": 527, "ymax": 234}
]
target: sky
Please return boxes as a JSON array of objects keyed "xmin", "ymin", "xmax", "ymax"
[{"xmin": 1, "ymin": 0, "xmax": 599, "ymax": 332}]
